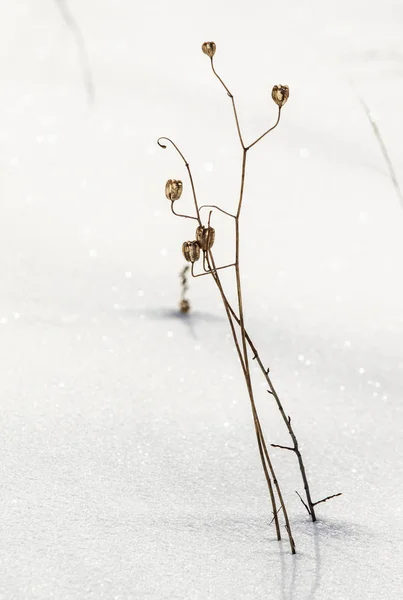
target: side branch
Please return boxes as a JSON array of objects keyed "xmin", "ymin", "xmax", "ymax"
[
  {"xmin": 296, "ymin": 491, "xmax": 311, "ymax": 516},
  {"xmin": 271, "ymin": 444, "xmax": 294, "ymax": 452},
  {"xmin": 157, "ymin": 137, "xmax": 201, "ymax": 224},
  {"xmin": 247, "ymin": 107, "xmax": 281, "ymax": 150},
  {"xmin": 210, "ymin": 58, "xmax": 245, "ymax": 149},
  {"xmin": 313, "ymin": 493, "xmax": 342, "ymax": 507}
]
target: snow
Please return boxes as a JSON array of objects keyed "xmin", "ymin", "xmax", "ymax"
[{"xmin": 1, "ymin": 0, "xmax": 402, "ymax": 598}]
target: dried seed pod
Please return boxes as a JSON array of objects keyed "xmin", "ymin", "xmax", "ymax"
[
  {"xmin": 182, "ymin": 241, "xmax": 201, "ymax": 263},
  {"xmin": 202, "ymin": 42, "xmax": 216, "ymax": 58},
  {"xmin": 196, "ymin": 225, "xmax": 215, "ymax": 250},
  {"xmin": 271, "ymin": 85, "xmax": 289, "ymax": 107},
  {"xmin": 179, "ymin": 299, "xmax": 190, "ymax": 314},
  {"xmin": 165, "ymin": 179, "xmax": 183, "ymax": 201}
]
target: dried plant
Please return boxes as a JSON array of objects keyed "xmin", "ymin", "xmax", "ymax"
[{"xmin": 158, "ymin": 42, "xmax": 339, "ymax": 553}]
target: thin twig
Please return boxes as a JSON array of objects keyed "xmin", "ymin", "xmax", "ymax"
[
  {"xmin": 54, "ymin": 0, "xmax": 95, "ymax": 106},
  {"xmin": 247, "ymin": 107, "xmax": 282, "ymax": 150},
  {"xmin": 313, "ymin": 493, "xmax": 342, "ymax": 507},
  {"xmin": 158, "ymin": 138, "xmax": 202, "ymax": 224},
  {"xmin": 199, "ymin": 204, "xmax": 236, "ymax": 219},
  {"xmin": 271, "ymin": 444, "xmax": 295, "ymax": 452},
  {"xmin": 270, "ymin": 506, "xmax": 283, "ymax": 525},
  {"xmin": 295, "ymin": 491, "xmax": 311, "ymax": 516},
  {"xmin": 210, "ymin": 58, "xmax": 246, "ymax": 149}
]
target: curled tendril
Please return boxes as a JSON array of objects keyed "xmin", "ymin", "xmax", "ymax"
[
  {"xmin": 157, "ymin": 136, "xmax": 201, "ymax": 224},
  {"xmin": 157, "ymin": 137, "xmax": 188, "ymax": 166}
]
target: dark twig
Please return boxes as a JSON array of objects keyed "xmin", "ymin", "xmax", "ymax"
[
  {"xmin": 271, "ymin": 444, "xmax": 295, "ymax": 452},
  {"xmin": 270, "ymin": 506, "xmax": 283, "ymax": 525},
  {"xmin": 295, "ymin": 491, "xmax": 311, "ymax": 516},
  {"xmin": 313, "ymin": 493, "xmax": 342, "ymax": 507},
  {"xmin": 54, "ymin": 0, "xmax": 95, "ymax": 106}
]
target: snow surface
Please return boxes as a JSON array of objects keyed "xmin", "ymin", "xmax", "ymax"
[{"xmin": 1, "ymin": 0, "xmax": 403, "ymax": 598}]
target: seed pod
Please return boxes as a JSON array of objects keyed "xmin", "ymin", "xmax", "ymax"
[
  {"xmin": 179, "ymin": 299, "xmax": 190, "ymax": 314},
  {"xmin": 165, "ymin": 179, "xmax": 183, "ymax": 201},
  {"xmin": 182, "ymin": 241, "xmax": 200, "ymax": 263},
  {"xmin": 271, "ymin": 85, "xmax": 289, "ymax": 107},
  {"xmin": 202, "ymin": 42, "xmax": 216, "ymax": 58},
  {"xmin": 196, "ymin": 225, "xmax": 215, "ymax": 250}
]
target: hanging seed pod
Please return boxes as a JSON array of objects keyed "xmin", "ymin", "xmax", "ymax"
[
  {"xmin": 196, "ymin": 225, "xmax": 215, "ymax": 251},
  {"xmin": 202, "ymin": 42, "xmax": 216, "ymax": 58},
  {"xmin": 271, "ymin": 85, "xmax": 289, "ymax": 107},
  {"xmin": 165, "ymin": 179, "xmax": 183, "ymax": 201},
  {"xmin": 182, "ymin": 241, "xmax": 200, "ymax": 263}
]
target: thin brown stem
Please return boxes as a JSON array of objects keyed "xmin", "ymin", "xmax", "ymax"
[
  {"xmin": 207, "ymin": 250, "xmax": 282, "ymax": 541},
  {"xmin": 236, "ymin": 150, "xmax": 248, "ymax": 218},
  {"xmin": 191, "ymin": 261, "xmax": 235, "ymax": 278},
  {"xmin": 247, "ymin": 107, "xmax": 281, "ymax": 150},
  {"xmin": 225, "ymin": 303, "xmax": 317, "ymax": 522},
  {"xmin": 210, "ymin": 58, "xmax": 245, "ymax": 149},
  {"xmin": 199, "ymin": 205, "xmax": 236, "ymax": 219},
  {"xmin": 171, "ymin": 202, "xmax": 199, "ymax": 222},
  {"xmin": 158, "ymin": 137, "xmax": 202, "ymax": 225}
]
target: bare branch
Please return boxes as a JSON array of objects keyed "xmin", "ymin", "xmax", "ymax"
[
  {"xmin": 247, "ymin": 107, "xmax": 281, "ymax": 150},
  {"xmin": 157, "ymin": 137, "xmax": 201, "ymax": 224},
  {"xmin": 296, "ymin": 491, "xmax": 311, "ymax": 516},
  {"xmin": 199, "ymin": 204, "xmax": 236, "ymax": 219},
  {"xmin": 313, "ymin": 493, "xmax": 342, "ymax": 507},
  {"xmin": 210, "ymin": 58, "xmax": 245, "ymax": 149},
  {"xmin": 271, "ymin": 444, "xmax": 295, "ymax": 452}
]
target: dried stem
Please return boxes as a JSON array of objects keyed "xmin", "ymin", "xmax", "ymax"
[
  {"xmin": 206, "ymin": 250, "xmax": 281, "ymax": 540},
  {"xmin": 210, "ymin": 58, "xmax": 245, "ymax": 149},
  {"xmin": 247, "ymin": 107, "xmax": 281, "ymax": 150},
  {"xmin": 296, "ymin": 490, "xmax": 311, "ymax": 516},
  {"xmin": 313, "ymin": 492, "xmax": 342, "ymax": 507},
  {"xmin": 222, "ymin": 302, "xmax": 318, "ymax": 521},
  {"xmin": 158, "ymin": 138, "xmax": 202, "ymax": 225}
]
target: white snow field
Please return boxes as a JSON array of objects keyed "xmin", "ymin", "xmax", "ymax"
[{"xmin": 1, "ymin": 0, "xmax": 402, "ymax": 598}]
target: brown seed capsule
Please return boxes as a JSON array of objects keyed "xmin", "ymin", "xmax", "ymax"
[
  {"xmin": 196, "ymin": 225, "xmax": 215, "ymax": 250},
  {"xmin": 179, "ymin": 299, "xmax": 190, "ymax": 314},
  {"xmin": 165, "ymin": 179, "xmax": 183, "ymax": 201},
  {"xmin": 271, "ymin": 85, "xmax": 289, "ymax": 107},
  {"xmin": 202, "ymin": 42, "xmax": 216, "ymax": 58},
  {"xmin": 182, "ymin": 241, "xmax": 200, "ymax": 263}
]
